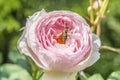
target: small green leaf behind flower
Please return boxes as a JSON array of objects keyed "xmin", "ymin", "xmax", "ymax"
[
  {"xmin": 107, "ymin": 71, "xmax": 120, "ymax": 80},
  {"xmin": 87, "ymin": 74, "xmax": 104, "ymax": 80},
  {"xmin": 0, "ymin": 64, "xmax": 32, "ymax": 80}
]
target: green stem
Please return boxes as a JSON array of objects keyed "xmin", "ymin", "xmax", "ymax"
[
  {"xmin": 80, "ymin": 71, "xmax": 88, "ymax": 79},
  {"xmin": 27, "ymin": 57, "xmax": 36, "ymax": 71},
  {"xmin": 37, "ymin": 71, "xmax": 44, "ymax": 80},
  {"xmin": 96, "ymin": 20, "xmax": 101, "ymax": 36},
  {"xmin": 100, "ymin": 45, "xmax": 120, "ymax": 53},
  {"xmin": 73, "ymin": 73, "xmax": 79, "ymax": 80},
  {"xmin": 33, "ymin": 69, "xmax": 38, "ymax": 80},
  {"xmin": 94, "ymin": 0, "xmax": 109, "ymax": 25},
  {"xmin": 89, "ymin": 0, "xmax": 94, "ymax": 24},
  {"xmin": 26, "ymin": 57, "xmax": 40, "ymax": 80}
]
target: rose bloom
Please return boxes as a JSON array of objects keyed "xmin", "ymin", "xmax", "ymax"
[{"xmin": 18, "ymin": 9, "xmax": 101, "ymax": 80}]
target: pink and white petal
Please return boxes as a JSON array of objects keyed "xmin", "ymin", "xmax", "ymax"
[
  {"xmin": 67, "ymin": 34, "xmax": 101, "ymax": 72},
  {"xmin": 17, "ymin": 29, "xmax": 45, "ymax": 69},
  {"xmin": 92, "ymin": 33, "xmax": 101, "ymax": 51},
  {"xmin": 67, "ymin": 51, "xmax": 100, "ymax": 72},
  {"xmin": 27, "ymin": 9, "xmax": 47, "ymax": 24},
  {"xmin": 18, "ymin": 9, "xmax": 48, "ymax": 69},
  {"xmin": 42, "ymin": 71, "xmax": 77, "ymax": 80},
  {"xmin": 18, "ymin": 9, "xmax": 47, "ymax": 55},
  {"xmin": 17, "ymin": 28, "xmax": 29, "ymax": 56}
]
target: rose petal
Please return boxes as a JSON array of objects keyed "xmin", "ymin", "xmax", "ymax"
[
  {"xmin": 42, "ymin": 71, "xmax": 77, "ymax": 80},
  {"xmin": 68, "ymin": 34, "xmax": 101, "ymax": 72}
]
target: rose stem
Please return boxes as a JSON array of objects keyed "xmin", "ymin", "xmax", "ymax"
[{"xmin": 100, "ymin": 45, "xmax": 120, "ymax": 53}]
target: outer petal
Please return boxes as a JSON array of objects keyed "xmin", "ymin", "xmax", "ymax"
[
  {"xmin": 92, "ymin": 33, "xmax": 101, "ymax": 51},
  {"xmin": 17, "ymin": 9, "xmax": 47, "ymax": 68},
  {"xmin": 68, "ymin": 34, "xmax": 101, "ymax": 72},
  {"xmin": 17, "ymin": 28, "xmax": 29, "ymax": 56},
  {"xmin": 42, "ymin": 71, "xmax": 77, "ymax": 80},
  {"xmin": 18, "ymin": 9, "xmax": 47, "ymax": 55}
]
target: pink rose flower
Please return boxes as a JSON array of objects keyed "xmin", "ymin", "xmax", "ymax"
[{"xmin": 18, "ymin": 9, "xmax": 101, "ymax": 80}]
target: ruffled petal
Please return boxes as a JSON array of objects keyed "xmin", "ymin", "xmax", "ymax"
[
  {"xmin": 68, "ymin": 34, "xmax": 101, "ymax": 72},
  {"xmin": 17, "ymin": 9, "xmax": 48, "ymax": 69},
  {"xmin": 92, "ymin": 33, "xmax": 101, "ymax": 51},
  {"xmin": 17, "ymin": 28, "xmax": 29, "ymax": 55},
  {"xmin": 18, "ymin": 9, "xmax": 47, "ymax": 56}
]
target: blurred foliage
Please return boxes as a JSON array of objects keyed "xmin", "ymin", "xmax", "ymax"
[
  {"xmin": 0, "ymin": 0, "xmax": 120, "ymax": 80},
  {"xmin": 87, "ymin": 74, "xmax": 104, "ymax": 80},
  {"xmin": 85, "ymin": 0, "xmax": 120, "ymax": 79},
  {"xmin": 107, "ymin": 71, "xmax": 120, "ymax": 80},
  {"xmin": 0, "ymin": 64, "xmax": 32, "ymax": 80}
]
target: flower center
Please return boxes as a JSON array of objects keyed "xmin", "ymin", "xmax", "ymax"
[{"xmin": 56, "ymin": 27, "xmax": 69, "ymax": 44}]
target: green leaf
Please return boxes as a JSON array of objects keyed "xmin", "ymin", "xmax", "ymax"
[
  {"xmin": 88, "ymin": 74, "xmax": 104, "ymax": 80},
  {"xmin": 8, "ymin": 47, "xmax": 26, "ymax": 63},
  {"xmin": 0, "ymin": 64, "xmax": 32, "ymax": 80},
  {"xmin": 79, "ymin": 72, "xmax": 88, "ymax": 80},
  {"xmin": 0, "ymin": 17, "xmax": 20, "ymax": 33},
  {"xmin": 107, "ymin": 71, "xmax": 120, "ymax": 80},
  {"xmin": 0, "ymin": 52, "xmax": 3, "ymax": 64}
]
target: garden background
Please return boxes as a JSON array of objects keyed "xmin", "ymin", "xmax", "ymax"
[{"xmin": 0, "ymin": 0, "xmax": 120, "ymax": 80}]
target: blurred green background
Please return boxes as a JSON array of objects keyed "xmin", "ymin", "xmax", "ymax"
[{"xmin": 0, "ymin": 0, "xmax": 120, "ymax": 80}]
